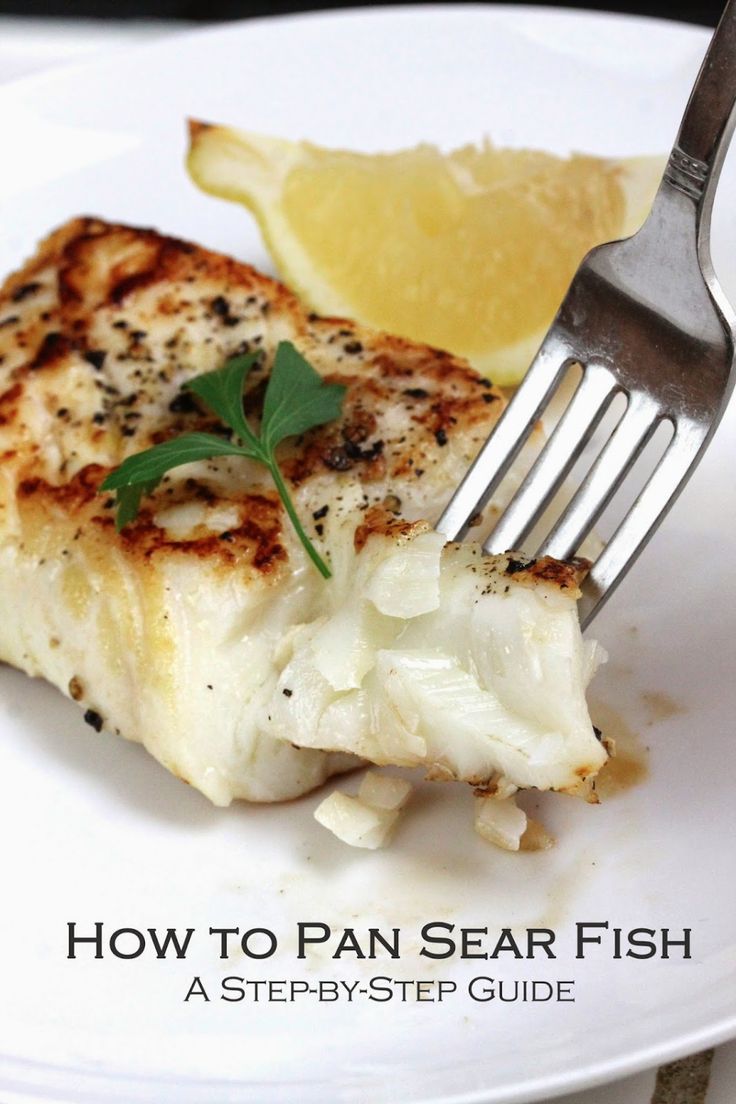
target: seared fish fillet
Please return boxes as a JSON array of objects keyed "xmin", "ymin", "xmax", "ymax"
[{"xmin": 0, "ymin": 218, "xmax": 606, "ymax": 805}]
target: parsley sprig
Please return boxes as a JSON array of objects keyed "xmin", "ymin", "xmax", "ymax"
[{"xmin": 100, "ymin": 340, "xmax": 347, "ymax": 578}]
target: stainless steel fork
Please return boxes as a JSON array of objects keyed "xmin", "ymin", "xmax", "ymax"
[{"xmin": 438, "ymin": 0, "xmax": 736, "ymax": 628}]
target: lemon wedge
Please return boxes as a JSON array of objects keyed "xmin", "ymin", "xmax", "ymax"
[{"xmin": 187, "ymin": 121, "xmax": 664, "ymax": 385}]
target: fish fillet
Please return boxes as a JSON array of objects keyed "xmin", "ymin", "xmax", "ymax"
[{"xmin": 0, "ymin": 218, "xmax": 606, "ymax": 805}]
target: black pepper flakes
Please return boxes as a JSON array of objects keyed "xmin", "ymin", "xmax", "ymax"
[
  {"xmin": 282, "ymin": 688, "xmax": 293, "ymax": 698},
  {"xmin": 11, "ymin": 282, "xmax": 42, "ymax": 303},
  {"xmin": 210, "ymin": 294, "xmax": 242, "ymax": 327},
  {"xmin": 403, "ymin": 387, "xmax": 429, "ymax": 399},
  {"xmin": 312, "ymin": 504, "xmax": 329, "ymax": 520},
  {"xmin": 324, "ymin": 447, "xmax": 353, "ymax": 471},
  {"xmin": 343, "ymin": 438, "xmax": 384, "ymax": 462},
  {"xmin": 434, "ymin": 427, "xmax": 448, "ymax": 446},
  {"xmin": 344, "ymin": 340, "xmax": 363, "ymax": 355},
  {"xmin": 83, "ymin": 349, "xmax": 107, "ymax": 371},
  {"xmin": 83, "ymin": 709, "xmax": 104, "ymax": 732}
]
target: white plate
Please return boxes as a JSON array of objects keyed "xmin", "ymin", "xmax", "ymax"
[{"xmin": 1, "ymin": 7, "xmax": 735, "ymax": 1103}]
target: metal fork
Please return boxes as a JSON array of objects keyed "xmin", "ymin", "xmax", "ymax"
[{"xmin": 438, "ymin": 0, "xmax": 736, "ymax": 628}]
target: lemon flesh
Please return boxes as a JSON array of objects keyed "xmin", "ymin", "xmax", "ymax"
[{"xmin": 187, "ymin": 122, "xmax": 663, "ymax": 385}]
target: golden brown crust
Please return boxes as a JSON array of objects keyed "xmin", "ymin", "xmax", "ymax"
[
  {"xmin": 506, "ymin": 554, "xmax": 591, "ymax": 593},
  {"xmin": 15, "ymin": 467, "xmax": 288, "ymax": 574},
  {"xmin": 353, "ymin": 505, "xmax": 429, "ymax": 552},
  {"xmin": 0, "ymin": 217, "xmax": 506, "ymax": 580}
]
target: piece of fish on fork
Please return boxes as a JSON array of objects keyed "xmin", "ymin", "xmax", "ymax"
[{"xmin": 438, "ymin": 0, "xmax": 736, "ymax": 627}]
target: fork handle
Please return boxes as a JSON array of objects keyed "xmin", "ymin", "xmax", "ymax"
[{"xmin": 665, "ymin": 0, "xmax": 736, "ymax": 203}]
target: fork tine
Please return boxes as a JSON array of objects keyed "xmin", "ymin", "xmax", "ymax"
[
  {"xmin": 483, "ymin": 364, "xmax": 618, "ymax": 554},
  {"xmin": 539, "ymin": 394, "xmax": 661, "ymax": 561},
  {"xmin": 578, "ymin": 421, "xmax": 709, "ymax": 627},
  {"xmin": 436, "ymin": 337, "xmax": 570, "ymax": 540}
]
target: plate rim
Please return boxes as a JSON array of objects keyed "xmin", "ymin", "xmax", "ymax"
[
  {"xmin": 0, "ymin": 1014, "xmax": 735, "ymax": 1104},
  {"xmin": 0, "ymin": 3, "xmax": 713, "ymax": 106},
  {"xmin": 0, "ymin": 5, "xmax": 731, "ymax": 1102}
]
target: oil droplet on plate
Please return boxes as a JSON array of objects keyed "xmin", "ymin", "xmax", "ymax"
[
  {"xmin": 589, "ymin": 698, "xmax": 649, "ymax": 800},
  {"xmin": 640, "ymin": 689, "xmax": 684, "ymax": 726}
]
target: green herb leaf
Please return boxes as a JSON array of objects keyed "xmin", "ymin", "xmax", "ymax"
[
  {"xmin": 99, "ymin": 342, "xmax": 347, "ymax": 578},
  {"xmin": 184, "ymin": 353, "xmax": 261, "ymax": 451},
  {"xmin": 262, "ymin": 341, "xmax": 347, "ymax": 452},
  {"xmin": 113, "ymin": 481, "xmax": 160, "ymax": 532},
  {"xmin": 101, "ymin": 432, "xmax": 247, "ymax": 492}
]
